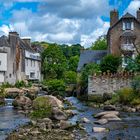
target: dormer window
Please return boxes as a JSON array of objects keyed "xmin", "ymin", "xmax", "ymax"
[{"xmin": 123, "ymin": 21, "xmax": 134, "ymax": 30}]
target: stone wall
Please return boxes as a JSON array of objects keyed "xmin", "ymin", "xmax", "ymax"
[{"xmin": 88, "ymin": 72, "xmax": 135, "ymax": 95}]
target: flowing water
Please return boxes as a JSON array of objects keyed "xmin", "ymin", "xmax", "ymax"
[
  {"xmin": 66, "ymin": 97, "xmax": 140, "ymax": 140},
  {"xmin": 0, "ymin": 96, "xmax": 140, "ymax": 140},
  {"xmin": 0, "ymin": 99, "xmax": 29, "ymax": 140}
]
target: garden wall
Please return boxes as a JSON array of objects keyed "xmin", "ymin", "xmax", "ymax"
[{"xmin": 88, "ymin": 72, "xmax": 135, "ymax": 95}]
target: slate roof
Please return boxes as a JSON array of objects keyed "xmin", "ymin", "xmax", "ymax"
[
  {"xmin": 0, "ymin": 33, "xmax": 35, "ymax": 53},
  {"xmin": 0, "ymin": 35, "xmax": 10, "ymax": 47},
  {"xmin": 77, "ymin": 50, "xmax": 108, "ymax": 72},
  {"xmin": 122, "ymin": 12, "xmax": 135, "ymax": 19}
]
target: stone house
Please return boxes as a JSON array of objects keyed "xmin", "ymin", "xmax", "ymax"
[
  {"xmin": 0, "ymin": 32, "xmax": 41, "ymax": 84},
  {"xmin": 107, "ymin": 8, "xmax": 140, "ymax": 67}
]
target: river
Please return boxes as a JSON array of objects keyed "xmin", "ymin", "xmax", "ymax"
[
  {"xmin": 66, "ymin": 97, "xmax": 140, "ymax": 140},
  {"xmin": 1, "ymin": 97, "xmax": 140, "ymax": 140},
  {"xmin": 0, "ymin": 99, "xmax": 29, "ymax": 140}
]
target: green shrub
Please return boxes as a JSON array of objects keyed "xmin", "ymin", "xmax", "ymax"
[
  {"xmin": 117, "ymin": 88, "xmax": 134, "ymax": 104},
  {"xmin": 44, "ymin": 79, "xmax": 65, "ymax": 96},
  {"xmin": 131, "ymin": 76, "xmax": 140, "ymax": 93},
  {"xmin": 1, "ymin": 82, "xmax": 12, "ymax": 88},
  {"xmin": 100, "ymin": 54, "xmax": 121, "ymax": 73},
  {"xmin": 31, "ymin": 96, "xmax": 52, "ymax": 118},
  {"xmin": 105, "ymin": 93, "xmax": 120, "ymax": 105},
  {"xmin": 15, "ymin": 80, "xmax": 26, "ymax": 88},
  {"xmin": 0, "ymin": 87, "xmax": 5, "ymax": 98},
  {"xmin": 131, "ymin": 98, "xmax": 140, "ymax": 106},
  {"xmin": 64, "ymin": 71, "xmax": 77, "ymax": 84},
  {"xmin": 88, "ymin": 95, "xmax": 104, "ymax": 103}
]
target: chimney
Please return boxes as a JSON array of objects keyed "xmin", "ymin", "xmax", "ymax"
[
  {"xmin": 137, "ymin": 8, "xmax": 140, "ymax": 22},
  {"xmin": 22, "ymin": 38, "xmax": 31, "ymax": 47},
  {"xmin": 110, "ymin": 9, "xmax": 119, "ymax": 26},
  {"xmin": 9, "ymin": 31, "xmax": 19, "ymax": 42}
]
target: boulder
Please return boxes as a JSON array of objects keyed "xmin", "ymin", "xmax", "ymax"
[
  {"xmin": 81, "ymin": 117, "xmax": 90, "ymax": 123},
  {"xmin": 101, "ymin": 114, "xmax": 121, "ymax": 121},
  {"xmin": 5, "ymin": 88, "xmax": 24, "ymax": 98},
  {"xmin": 136, "ymin": 105, "xmax": 140, "ymax": 112},
  {"xmin": 103, "ymin": 105, "xmax": 116, "ymax": 111},
  {"xmin": 65, "ymin": 110, "xmax": 75, "ymax": 117},
  {"xmin": 122, "ymin": 106, "xmax": 136, "ymax": 112},
  {"xmin": 93, "ymin": 127, "xmax": 108, "ymax": 133},
  {"xmin": 94, "ymin": 119, "xmax": 108, "ymax": 125},
  {"xmin": 37, "ymin": 118, "xmax": 53, "ymax": 129},
  {"xmin": 60, "ymin": 120, "xmax": 74, "ymax": 130},
  {"xmin": 12, "ymin": 96, "xmax": 32, "ymax": 109},
  {"xmin": 94, "ymin": 111, "xmax": 119, "ymax": 119},
  {"xmin": 46, "ymin": 95, "xmax": 64, "ymax": 109},
  {"xmin": 52, "ymin": 107, "xmax": 67, "ymax": 120}
]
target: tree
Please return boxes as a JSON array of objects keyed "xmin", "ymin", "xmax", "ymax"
[
  {"xmin": 80, "ymin": 63, "xmax": 101, "ymax": 86},
  {"xmin": 91, "ymin": 37, "xmax": 107, "ymax": 50},
  {"xmin": 100, "ymin": 54, "xmax": 121, "ymax": 73},
  {"xmin": 68, "ymin": 55, "xmax": 79, "ymax": 72},
  {"xmin": 41, "ymin": 44, "xmax": 67, "ymax": 79},
  {"xmin": 125, "ymin": 55, "xmax": 140, "ymax": 72},
  {"xmin": 64, "ymin": 71, "xmax": 77, "ymax": 84}
]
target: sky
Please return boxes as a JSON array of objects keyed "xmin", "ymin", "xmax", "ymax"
[{"xmin": 0, "ymin": 0, "xmax": 140, "ymax": 47}]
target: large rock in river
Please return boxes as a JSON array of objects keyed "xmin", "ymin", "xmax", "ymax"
[
  {"xmin": 52, "ymin": 107, "xmax": 67, "ymax": 120},
  {"xmin": 12, "ymin": 96, "xmax": 32, "ymax": 109},
  {"xmin": 5, "ymin": 88, "xmax": 24, "ymax": 98},
  {"xmin": 94, "ymin": 111, "xmax": 119, "ymax": 119}
]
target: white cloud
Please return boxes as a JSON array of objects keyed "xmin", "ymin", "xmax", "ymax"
[
  {"xmin": 125, "ymin": 0, "xmax": 140, "ymax": 16},
  {"xmin": 0, "ymin": 0, "xmax": 112, "ymax": 47},
  {"xmin": 0, "ymin": 24, "xmax": 14, "ymax": 35}
]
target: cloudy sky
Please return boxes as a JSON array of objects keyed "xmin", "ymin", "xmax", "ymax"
[{"xmin": 0, "ymin": 0, "xmax": 140, "ymax": 47}]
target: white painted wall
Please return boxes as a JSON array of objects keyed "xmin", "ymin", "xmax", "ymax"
[
  {"xmin": 0, "ymin": 72, "xmax": 5, "ymax": 83},
  {"xmin": 25, "ymin": 51, "xmax": 41, "ymax": 81},
  {"xmin": 0, "ymin": 52, "xmax": 7, "ymax": 71}
]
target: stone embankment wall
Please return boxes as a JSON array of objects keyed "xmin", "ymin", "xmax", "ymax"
[{"xmin": 88, "ymin": 72, "xmax": 136, "ymax": 95}]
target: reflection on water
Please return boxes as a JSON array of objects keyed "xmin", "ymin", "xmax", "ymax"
[{"xmin": 0, "ymin": 99, "xmax": 29, "ymax": 140}]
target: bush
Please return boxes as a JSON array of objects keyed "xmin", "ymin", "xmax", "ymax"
[
  {"xmin": 31, "ymin": 96, "xmax": 52, "ymax": 118},
  {"xmin": 88, "ymin": 95, "xmax": 104, "ymax": 103},
  {"xmin": 1, "ymin": 82, "xmax": 12, "ymax": 88},
  {"xmin": 117, "ymin": 88, "xmax": 134, "ymax": 105},
  {"xmin": 100, "ymin": 54, "xmax": 121, "ymax": 73},
  {"xmin": 131, "ymin": 76, "xmax": 140, "ymax": 93},
  {"xmin": 15, "ymin": 80, "xmax": 26, "ymax": 88},
  {"xmin": 43, "ymin": 79, "xmax": 65, "ymax": 96},
  {"xmin": 64, "ymin": 71, "xmax": 77, "ymax": 84},
  {"xmin": 131, "ymin": 98, "xmax": 140, "ymax": 106}
]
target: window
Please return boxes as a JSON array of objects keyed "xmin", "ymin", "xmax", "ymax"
[
  {"xmin": 31, "ymin": 60, "xmax": 32, "ymax": 67},
  {"xmin": 0, "ymin": 61, "xmax": 1, "ymax": 65},
  {"xmin": 30, "ymin": 72, "xmax": 35, "ymax": 78},
  {"xmin": 123, "ymin": 21, "xmax": 134, "ymax": 30}
]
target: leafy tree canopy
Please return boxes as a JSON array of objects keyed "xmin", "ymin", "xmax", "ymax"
[
  {"xmin": 100, "ymin": 54, "xmax": 122, "ymax": 73},
  {"xmin": 91, "ymin": 36, "xmax": 108, "ymax": 50},
  {"xmin": 68, "ymin": 55, "xmax": 79, "ymax": 72},
  {"xmin": 41, "ymin": 44, "xmax": 67, "ymax": 79}
]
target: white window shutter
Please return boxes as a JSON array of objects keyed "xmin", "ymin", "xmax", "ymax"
[
  {"xmin": 123, "ymin": 22, "xmax": 125, "ymax": 30},
  {"xmin": 131, "ymin": 22, "xmax": 134, "ymax": 30}
]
